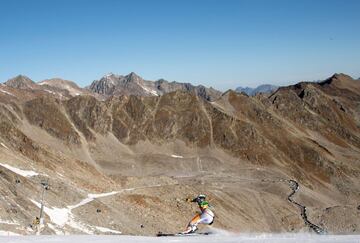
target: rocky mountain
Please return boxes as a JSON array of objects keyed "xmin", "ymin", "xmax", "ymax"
[
  {"xmin": 236, "ymin": 84, "xmax": 278, "ymax": 96},
  {"xmin": 88, "ymin": 72, "xmax": 222, "ymax": 101},
  {"xmin": 0, "ymin": 73, "xmax": 360, "ymax": 236},
  {"xmin": 4, "ymin": 75, "xmax": 38, "ymax": 89},
  {"xmin": 38, "ymin": 78, "xmax": 89, "ymax": 97},
  {"xmin": 1, "ymin": 75, "xmax": 101, "ymax": 101}
]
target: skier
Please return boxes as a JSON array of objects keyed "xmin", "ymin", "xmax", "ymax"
[{"xmin": 182, "ymin": 194, "xmax": 215, "ymax": 234}]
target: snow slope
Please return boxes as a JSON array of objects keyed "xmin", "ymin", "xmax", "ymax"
[{"xmin": 0, "ymin": 234, "xmax": 359, "ymax": 243}]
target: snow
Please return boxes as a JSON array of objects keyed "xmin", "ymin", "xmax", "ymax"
[
  {"xmin": 1, "ymin": 143, "xmax": 9, "ymax": 149},
  {"xmin": 0, "ymin": 220, "xmax": 19, "ymax": 225},
  {"xmin": 88, "ymin": 191, "xmax": 120, "ymax": 199},
  {"xmin": 94, "ymin": 226, "xmax": 122, "ymax": 234},
  {"xmin": 28, "ymin": 184, "xmax": 177, "ymax": 234},
  {"xmin": 68, "ymin": 197, "xmax": 94, "ymax": 210},
  {"xmin": 69, "ymin": 191, "xmax": 121, "ymax": 211},
  {"xmin": 0, "ymin": 234, "xmax": 359, "ymax": 242},
  {"xmin": 0, "ymin": 163, "xmax": 39, "ymax": 177},
  {"xmin": 171, "ymin": 154, "xmax": 184, "ymax": 158},
  {"xmin": 30, "ymin": 190, "xmax": 125, "ymax": 233},
  {"xmin": 0, "ymin": 231, "xmax": 20, "ymax": 236},
  {"xmin": 30, "ymin": 200, "xmax": 69, "ymax": 226},
  {"xmin": 47, "ymin": 223, "xmax": 63, "ymax": 235},
  {"xmin": 0, "ymin": 89, "xmax": 15, "ymax": 96},
  {"xmin": 44, "ymin": 89, "xmax": 56, "ymax": 95},
  {"xmin": 138, "ymin": 83, "xmax": 159, "ymax": 96},
  {"xmin": 38, "ymin": 81, "xmax": 47, "ymax": 85}
]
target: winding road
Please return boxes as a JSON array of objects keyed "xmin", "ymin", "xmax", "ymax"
[{"xmin": 287, "ymin": 179, "xmax": 326, "ymax": 234}]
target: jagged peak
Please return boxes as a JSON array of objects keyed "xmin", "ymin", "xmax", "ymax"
[
  {"xmin": 103, "ymin": 73, "xmax": 122, "ymax": 80},
  {"xmin": 124, "ymin": 72, "xmax": 143, "ymax": 82}
]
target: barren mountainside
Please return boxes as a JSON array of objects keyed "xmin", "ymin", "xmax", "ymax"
[
  {"xmin": 0, "ymin": 73, "xmax": 359, "ymax": 236},
  {"xmin": 88, "ymin": 72, "xmax": 222, "ymax": 101}
]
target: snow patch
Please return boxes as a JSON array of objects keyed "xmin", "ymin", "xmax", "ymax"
[
  {"xmin": 29, "ymin": 184, "xmax": 169, "ymax": 234},
  {"xmin": 88, "ymin": 191, "xmax": 120, "ymax": 199},
  {"xmin": 30, "ymin": 200, "xmax": 69, "ymax": 226},
  {"xmin": 66, "ymin": 214, "xmax": 94, "ymax": 234},
  {"xmin": 138, "ymin": 83, "xmax": 159, "ymax": 96},
  {"xmin": 69, "ymin": 191, "xmax": 121, "ymax": 211},
  {"xmin": 0, "ymin": 143, "xmax": 9, "ymax": 149},
  {"xmin": 0, "ymin": 89, "xmax": 15, "ymax": 96},
  {"xmin": 0, "ymin": 219, "xmax": 19, "ymax": 225},
  {"xmin": 0, "ymin": 163, "xmax": 39, "ymax": 177},
  {"xmin": 94, "ymin": 226, "xmax": 122, "ymax": 234},
  {"xmin": 44, "ymin": 89, "xmax": 56, "ymax": 95},
  {"xmin": 171, "ymin": 154, "xmax": 183, "ymax": 158},
  {"xmin": 47, "ymin": 223, "xmax": 64, "ymax": 235},
  {"xmin": 68, "ymin": 197, "xmax": 94, "ymax": 210}
]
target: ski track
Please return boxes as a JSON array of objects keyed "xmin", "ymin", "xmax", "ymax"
[{"xmin": 0, "ymin": 163, "xmax": 39, "ymax": 177}]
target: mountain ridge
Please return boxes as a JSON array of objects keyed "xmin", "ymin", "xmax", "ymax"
[
  {"xmin": 236, "ymin": 84, "xmax": 278, "ymax": 96},
  {"xmin": 0, "ymin": 72, "xmax": 360, "ymax": 235}
]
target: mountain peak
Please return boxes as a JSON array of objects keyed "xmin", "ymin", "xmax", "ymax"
[
  {"xmin": 125, "ymin": 72, "xmax": 143, "ymax": 83},
  {"xmin": 4, "ymin": 75, "xmax": 36, "ymax": 89},
  {"xmin": 330, "ymin": 73, "xmax": 353, "ymax": 81},
  {"xmin": 319, "ymin": 73, "xmax": 360, "ymax": 94},
  {"xmin": 320, "ymin": 73, "xmax": 354, "ymax": 86}
]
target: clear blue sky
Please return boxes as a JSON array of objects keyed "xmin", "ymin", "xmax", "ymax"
[{"xmin": 0, "ymin": 0, "xmax": 359, "ymax": 90}]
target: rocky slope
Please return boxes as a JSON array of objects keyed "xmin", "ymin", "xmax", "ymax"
[
  {"xmin": 3, "ymin": 75, "xmax": 97, "ymax": 99},
  {"xmin": 88, "ymin": 72, "xmax": 222, "ymax": 101},
  {"xmin": 38, "ymin": 78, "xmax": 92, "ymax": 97},
  {"xmin": 0, "ymin": 73, "xmax": 359, "ymax": 236}
]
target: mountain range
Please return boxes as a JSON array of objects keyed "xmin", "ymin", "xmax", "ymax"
[
  {"xmin": 0, "ymin": 72, "xmax": 359, "ymax": 236},
  {"xmin": 235, "ymin": 84, "xmax": 278, "ymax": 96},
  {"xmin": 2, "ymin": 72, "xmax": 282, "ymax": 101}
]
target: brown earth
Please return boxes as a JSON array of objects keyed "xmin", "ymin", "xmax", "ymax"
[{"xmin": 0, "ymin": 73, "xmax": 359, "ymax": 235}]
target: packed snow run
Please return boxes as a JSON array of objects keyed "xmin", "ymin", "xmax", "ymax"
[
  {"xmin": 0, "ymin": 233, "xmax": 359, "ymax": 243},
  {"xmin": 0, "ymin": 163, "xmax": 39, "ymax": 177}
]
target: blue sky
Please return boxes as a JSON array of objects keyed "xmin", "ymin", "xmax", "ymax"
[{"xmin": 0, "ymin": 0, "xmax": 359, "ymax": 91}]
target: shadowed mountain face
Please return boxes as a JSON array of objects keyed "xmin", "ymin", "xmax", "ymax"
[
  {"xmin": 88, "ymin": 72, "xmax": 222, "ymax": 101},
  {"xmin": 0, "ymin": 73, "xmax": 360, "ymax": 236}
]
